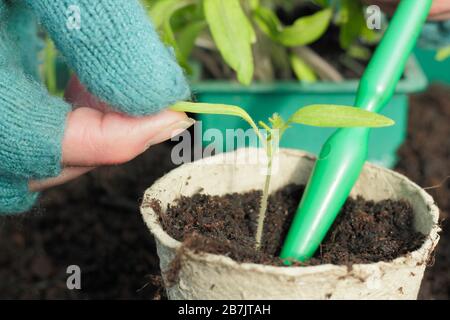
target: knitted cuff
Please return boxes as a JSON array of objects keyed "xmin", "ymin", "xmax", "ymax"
[
  {"xmin": 419, "ymin": 20, "xmax": 450, "ymax": 49},
  {"xmin": 25, "ymin": 0, "xmax": 191, "ymax": 116},
  {"xmin": 0, "ymin": 66, "xmax": 71, "ymax": 180},
  {"xmin": 0, "ymin": 176, "xmax": 39, "ymax": 215}
]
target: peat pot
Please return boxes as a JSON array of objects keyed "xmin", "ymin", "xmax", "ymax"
[{"xmin": 141, "ymin": 148, "xmax": 440, "ymax": 300}]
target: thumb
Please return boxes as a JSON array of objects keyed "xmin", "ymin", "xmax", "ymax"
[
  {"xmin": 62, "ymin": 108, "xmax": 194, "ymax": 167},
  {"xmin": 63, "ymin": 75, "xmax": 194, "ymax": 166},
  {"xmin": 29, "ymin": 75, "xmax": 193, "ymax": 192},
  {"xmin": 29, "ymin": 110, "xmax": 193, "ymax": 191}
]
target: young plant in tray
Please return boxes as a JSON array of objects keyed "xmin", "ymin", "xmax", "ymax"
[
  {"xmin": 170, "ymin": 101, "xmax": 394, "ymax": 249},
  {"xmin": 144, "ymin": 0, "xmax": 381, "ymax": 84}
]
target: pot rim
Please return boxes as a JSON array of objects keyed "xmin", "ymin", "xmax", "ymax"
[{"xmin": 141, "ymin": 148, "xmax": 441, "ymax": 277}]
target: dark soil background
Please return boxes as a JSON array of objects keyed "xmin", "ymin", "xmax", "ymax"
[{"xmin": 0, "ymin": 85, "xmax": 448, "ymax": 299}]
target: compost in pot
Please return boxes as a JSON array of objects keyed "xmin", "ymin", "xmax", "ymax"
[{"xmin": 154, "ymin": 183, "xmax": 426, "ymax": 267}]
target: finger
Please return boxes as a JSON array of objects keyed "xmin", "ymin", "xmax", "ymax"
[
  {"xmin": 29, "ymin": 167, "xmax": 95, "ymax": 192},
  {"xmin": 428, "ymin": 0, "xmax": 450, "ymax": 20},
  {"xmin": 428, "ymin": 11, "xmax": 450, "ymax": 21},
  {"xmin": 62, "ymin": 107, "xmax": 194, "ymax": 167},
  {"xmin": 65, "ymin": 75, "xmax": 112, "ymax": 112}
]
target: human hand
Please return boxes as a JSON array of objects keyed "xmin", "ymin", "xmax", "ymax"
[
  {"xmin": 0, "ymin": 0, "xmax": 191, "ymax": 214},
  {"xmin": 363, "ymin": 0, "xmax": 450, "ymax": 21},
  {"xmin": 28, "ymin": 76, "xmax": 194, "ymax": 193}
]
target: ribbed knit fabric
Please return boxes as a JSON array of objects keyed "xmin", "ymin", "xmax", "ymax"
[
  {"xmin": 0, "ymin": 0, "xmax": 191, "ymax": 214},
  {"xmin": 25, "ymin": 0, "xmax": 191, "ymax": 116},
  {"xmin": 0, "ymin": 175, "xmax": 38, "ymax": 214}
]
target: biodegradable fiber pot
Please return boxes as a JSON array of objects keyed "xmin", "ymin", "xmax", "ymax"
[{"xmin": 140, "ymin": 148, "xmax": 440, "ymax": 300}]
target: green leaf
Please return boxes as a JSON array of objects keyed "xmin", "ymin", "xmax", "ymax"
[
  {"xmin": 277, "ymin": 8, "xmax": 332, "ymax": 47},
  {"xmin": 288, "ymin": 105, "xmax": 395, "ymax": 128},
  {"xmin": 204, "ymin": 0, "xmax": 256, "ymax": 85},
  {"xmin": 149, "ymin": 0, "xmax": 197, "ymax": 70},
  {"xmin": 43, "ymin": 37, "xmax": 57, "ymax": 95},
  {"xmin": 177, "ymin": 20, "xmax": 207, "ymax": 59},
  {"xmin": 338, "ymin": 0, "xmax": 366, "ymax": 49},
  {"xmin": 253, "ymin": 7, "xmax": 332, "ymax": 48},
  {"xmin": 436, "ymin": 46, "xmax": 450, "ymax": 62},
  {"xmin": 149, "ymin": 0, "xmax": 196, "ymax": 29},
  {"xmin": 170, "ymin": 101, "xmax": 260, "ymax": 135},
  {"xmin": 249, "ymin": 0, "xmax": 260, "ymax": 10},
  {"xmin": 359, "ymin": 26, "xmax": 382, "ymax": 44},
  {"xmin": 252, "ymin": 6, "xmax": 283, "ymax": 41},
  {"xmin": 313, "ymin": 0, "xmax": 329, "ymax": 7},
  {"xmin": 347, "ymin": 44, "xmax": 371, "ymax": 61},
  {"xmin": 268, "ymin": 113, "xmax": 286, "ymax": 129},
  {"xmin": 269, "ymin": 113, "xmax": 290, "ymax": 137},
  {"xmin": 290, "ymin": 54, "xmax": 318, "ymax": 82}
]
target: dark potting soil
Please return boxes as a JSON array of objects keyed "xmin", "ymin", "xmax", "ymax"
[
  {"xmin": 0, "ymin": 85, "xmax": 448, "ymax": 299},
  {"xmin": 157, "ymin": 185, "xmax": 425, "ymax": 267}
]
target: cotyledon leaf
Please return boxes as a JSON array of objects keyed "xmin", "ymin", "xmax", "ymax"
[
  {"xmin": 288, "ymin": 104, "xmax": 395, "ymax": 128},
  {"xmin": 170, "ymin": 101, "xmax": 261, "ymax": 139}
]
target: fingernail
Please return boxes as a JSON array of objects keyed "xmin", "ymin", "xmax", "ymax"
[{"xmin": 145, "ymin": 118, "xmax": 195, "ymax": 150}]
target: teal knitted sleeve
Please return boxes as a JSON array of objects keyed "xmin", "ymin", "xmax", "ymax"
[
  {"xmin": 24, "ymin": 0, "xmax": 191, "ymax": 116},
  {"xmin": 0, "ymin": 0, "xmax": 190, "ymax": 214}
]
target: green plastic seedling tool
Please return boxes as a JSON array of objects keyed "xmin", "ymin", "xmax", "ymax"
[{"xmin": 280, "ymin": 0, "xmax": 433, "ymax": 263}]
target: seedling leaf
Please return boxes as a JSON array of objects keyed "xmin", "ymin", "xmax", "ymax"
[
  {"xmin": 170, "ymin": 101, "xmax": 260, "ymax": 137},
  {"xmin": 289, "ymin": 105, "xmax": 395, "ymax": 127}
]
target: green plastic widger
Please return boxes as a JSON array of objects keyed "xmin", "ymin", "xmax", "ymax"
[{"xmin": 280, "ymin": 0, "xmax": 433, "ymax": 263}]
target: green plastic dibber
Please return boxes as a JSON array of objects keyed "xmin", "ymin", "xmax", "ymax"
[{"xmin": 280, "ymin": 0, "xmax": 433, "ymax": 263}]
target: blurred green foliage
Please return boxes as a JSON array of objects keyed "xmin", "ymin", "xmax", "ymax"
[
  {"xmin": 40, "ymin": 0, "xmax": 386, "ymax": 95},
  {"xmin": 143, "ymin": 0, "xmax": 381, "ymax": 84}
]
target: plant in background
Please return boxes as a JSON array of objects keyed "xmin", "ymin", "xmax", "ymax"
[
  {"xmin": 144, "ymin": 0, "xmax": 381, "ymax": 85},
  {"xmin": 170, "ymin": 101, "xmax": 394, "ymax": 248},
  {"xmin": 436, "ymin": 45, "xmax": 450, "ymax": 61}
]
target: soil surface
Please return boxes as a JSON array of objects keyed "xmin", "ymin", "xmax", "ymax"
[
  {"xmin": 0, "ymin": 85, "xmax": 448, "ymax": 299},
  {"xmin": 158, "ymin": 184, "xmax": 425, "ymax": 266}
]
